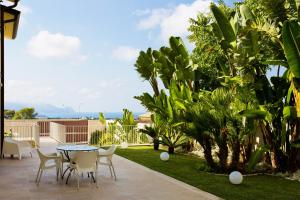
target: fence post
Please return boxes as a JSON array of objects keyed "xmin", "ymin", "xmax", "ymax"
[{"xmin": 33, "ymin": 125, "xmax": 40, "ymax": 147}]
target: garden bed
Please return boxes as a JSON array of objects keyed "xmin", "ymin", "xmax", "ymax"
[{"xmin": 116, "ymin": 146, "xmax": 300, "ymax": 200}]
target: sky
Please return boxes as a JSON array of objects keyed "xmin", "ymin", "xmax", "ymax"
[{"xmin": 4, "ymin": 0, "xmax": 235, "ymax": 113}]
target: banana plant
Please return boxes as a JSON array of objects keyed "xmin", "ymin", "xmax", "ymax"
[
  {"xmin": 155, "ymin": 37, "xmax": 194, "ymax": 90},
  {"xmin": 135, "ymin": 48, "xmax": 160, "ymax": 96},
  {"xmin": 99, "ymin": 112, "xmax": 106, "ymax": 125},
  {"xmin": 282, "ymin": 20, "xmax": 300, "ymax": 117}
]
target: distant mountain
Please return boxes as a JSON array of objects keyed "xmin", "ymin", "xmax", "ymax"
[
  {"xmin": 5, "ymin": 102, "xmax": 144, "ymax": 119},
  {"xmin": 5, "ymin": 102, "xmax": 75, "ymax": 118}
]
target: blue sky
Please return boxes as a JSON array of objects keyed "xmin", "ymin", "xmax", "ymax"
[{"xmin": 4, "ymin": 0, "xmax": 236, "ymax": 113}]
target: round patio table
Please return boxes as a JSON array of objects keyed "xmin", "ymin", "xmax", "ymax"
[{"xmin": 56, "ymin": 144, "xmax": 99, "ymax": 184}]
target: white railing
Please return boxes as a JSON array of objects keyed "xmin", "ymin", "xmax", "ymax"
[
  {"xmin": 4, "ymin": 125, "xmax": 40, "ymax": 147},
  {"xmin": 48, "ymin": 123, "xmax": 150, "ymax": 146},
  {"xmin": 88, "ymin": 125, "xmax": 150, "ymax": 146}
]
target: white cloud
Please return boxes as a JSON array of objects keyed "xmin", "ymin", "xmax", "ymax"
[
  {"xmin": 136, "ymin": 0, "xmax": 211, "ymax": 42},
  {"xmin": 17, "ymin": 3, "xmax": 33, "ymax": 15},
  {"xmin": 14, "ymin": 3, "xmax": 33, "ymax": 27},
  {"xmin": 137, "ymin": 8, "xmax": 171, "ymax": 30},
  {"xmin": 77, "ymin": 79, "xmax": 122, "ymax": 100},
  {"xmin": 27, "ymin": 31, "xmax": 87, "ymax": 63},
  {"xmin": 112, "ymin": 46, "xmax": 140, "ymax": 62},
  {"xmin": 5, "ymin": 80, "xmax": 56, "ymax": 103},
  {"xmin": 133, "ymin": 9, "xmax": 151, "ymax": 16}
]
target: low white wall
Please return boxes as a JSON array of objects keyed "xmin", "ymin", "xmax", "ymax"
[{"xmin": 49, "ymin": 122, "xmax": 66, "ymax": 143}]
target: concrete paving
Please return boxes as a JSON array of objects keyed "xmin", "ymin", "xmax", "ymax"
[{"xmin": 0, "ymin": 137, "xmax": 221, "ymax": 200}]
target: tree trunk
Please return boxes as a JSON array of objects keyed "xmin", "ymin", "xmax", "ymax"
[
  {"xmin": 230, "ymin": 140, "xmax": 240, "ymax": 170},
  {"xmin": 168, "ymin": 147, "xmax": 175, "ymax": 154},
  {"xmin": 151, "ymin": 78, "xmax": 160, "ymax": 96},
  {"xmin": 153, "ymin": 139, "xmax": 159, "ymax": 150},
  {"xmin": 218, "ymin": 132, "xmax": 228, "ymax": 172},
  {"xmin": 202, "ymin": 137, "xmax": 216, "ymax": 170}
]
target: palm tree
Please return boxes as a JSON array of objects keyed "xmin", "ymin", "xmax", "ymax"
[{"xmin": 135, "ymin": 48, "xmax": 160, "ymax": 96}]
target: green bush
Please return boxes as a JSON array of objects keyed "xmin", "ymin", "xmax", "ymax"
[
  {"xmin": 196, "ymin": 162, "xmax": 212, "ymax": 172},
  {"xmin": 90, "ymin": 130, "xmax": 102, "ymax": 145}
]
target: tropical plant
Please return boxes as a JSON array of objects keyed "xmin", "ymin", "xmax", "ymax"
[
  {"xmin": 135, "ymin": 48, "xmax": 160, "ymax": 96},
  {"xmin": 4, "ymin": 109, "xmax": 15, "ymax": 119},
  {"xmin": 134, "ymin": 0, "xmax": 300, "ymax": 173},
  {"xmin": 99, "ymin": 112, "xmax": 106, "ymax": 125},
  {"xmin": 140, "ymin": 114, "xmax": 164, "ymax": 150},
  {"xmin": 90, "ymin": 130, "xmax": 101, "ymax": 145},
  {"xmin": 13, "ymin": 108, "xmax": 37, "ymax": 119}
]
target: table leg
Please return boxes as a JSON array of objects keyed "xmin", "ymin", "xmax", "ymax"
[
  {"xmin": 62, "ymin": 166, "xmax": 70, "ymax": 178},
  {"xmin": 66, "ymin": 168, "xmax": 73, "ymax": 184},
  {"xmin": 64, "ymin": 150, "xmax": 70, "ymax": 161},
  {"xmin": 90, "ymin": 172, "xmax": 96, "ymax": 183}
]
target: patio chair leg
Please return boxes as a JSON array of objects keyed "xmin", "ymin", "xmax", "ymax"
[
  {"xmin": 109, "ymin": 166, "xmax": 113, "ymax": 177},
  {"xmin": 77, "ymin": 174, "xmax": 80, "ymax": 190},
  {"xmin": 30, "ymin": 152, "xmax": 33, "ymax": 158},
  {"xmin": 37, "ymin": 170, "xmax": 43, "ymax": 185},
  {"xmin": 111, "ymin": 163, "xmax": 117, "ymax": 181},
  {"xmin": 56, "ymin": 168, "xmax": 59, "ymax": 181},
  {"xmin": 61, "ymin": 163, "xmax": 64, "ymax": 177},
  {"xmin": 95, "ymin": 170, "xmax": 99, "ymax": 188},
  {"xmin": 60, "ymin": 166, "xmax": 63, "ymax": 179},
  {"xmin": 35, "ymin": 168, "xmax": 41, "ymax": 183}
]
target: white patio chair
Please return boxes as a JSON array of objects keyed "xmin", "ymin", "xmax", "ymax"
[
  {"xmin": 70, "ymin": 151, "xmax": 98, "ymax": 189},
  {"xmin": 35, "ymin": 149, "xmax": 62, "ymax": 186},
  {"xmin": 97, "ymin": 144, "xmax": 117, "ymax": 180},
  {"xmin": 2, "ymin": 137, "xmax": 32, "ymax": 160}
]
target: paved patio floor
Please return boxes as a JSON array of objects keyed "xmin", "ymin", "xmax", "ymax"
[{"xmin": 0, "ymin": 137, "xmax": 221, "ymax": 200}]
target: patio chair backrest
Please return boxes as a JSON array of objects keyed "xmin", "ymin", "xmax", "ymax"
[
  {"xmin": 73, "ymin": 151, "xmax": 98, "ymax": 172},
  {"xmin": 106, "ymin": 144, "xmax": 117, "ymax": 156},
  {"xmin": 36, "ymin": 149, "xmax": 46, "ymax": 160}
]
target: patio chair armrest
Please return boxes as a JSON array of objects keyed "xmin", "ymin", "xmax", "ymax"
[
  {"xmin": 17, "ymin": 141, "xmax": 32, "ymax": 148},
  {"xmin": 47, "ymin": 152, "xmax": 59, "ymax": 156},
  {"xmin": 46, "ymin": 155, "xmax": 62, "ymax": 161}
]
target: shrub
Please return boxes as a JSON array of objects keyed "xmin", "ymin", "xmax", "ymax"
[{"xmin": 90, "ymin": 130, "xmax": 102, "ymax": 145}]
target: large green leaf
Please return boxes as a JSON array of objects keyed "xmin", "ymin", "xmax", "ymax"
[
  {"xmin": 283, "ymin": 106, "xmax": 297, "ymax": 120},
  {"xmin": 282, "ymin": 20, "xmax": 300, "ymax": 78},
  {"xmin": 240, "ymin": 109, "xmax": 267, "ymax": 119},
  {"xmin": 210, "ymin": 3, "xmax": 236, "ymax": 43},
  {"xmin": 211, "ymin": 22, "xmax": 223, "ymax": 40},
  {"xmin": 287, "ymin": 84, "xmax": 294, "ymax": 104},
  {"xmin": 246, "ymin": 145, "xmax": 269, "ymax": 172},
  {"xmin": 291, "ymin": 0, "xmax": 300, "ymax": 20},
  {"xmin": 262, "ymin": 60, "xmax": 288, "ymax": 67},
  {"xmin": 240, "ymin": 5, "xmax": 255, "ymax": 24},
  {"xmin": 98, "ymin": 112, "xmax": 106, "ymax": 124}
]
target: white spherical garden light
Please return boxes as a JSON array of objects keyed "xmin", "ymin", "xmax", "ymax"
[
  {"xmin": 229, "ymin": 171, "xmax": 243, "ymax": 184},
  {"xmin": 120, "ymin": 142, "xmax": 128, "ymax": 149},
  {"xmin": 160, "ymin": 152, "xmax": 169, "ymax": 161}
]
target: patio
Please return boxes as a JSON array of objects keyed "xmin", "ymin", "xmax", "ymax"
[{"xmin": 0, "ymin": 137, "xmax": 220, "ymax": 200}]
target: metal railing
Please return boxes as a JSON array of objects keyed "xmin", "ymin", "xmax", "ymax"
[
  {"xmin": 89, "ymin": 125, "xmax": 150, "ymax": 146},
  {"xmin": 49, "ymin": 123, "xmax": 150, "ymax": 146}
]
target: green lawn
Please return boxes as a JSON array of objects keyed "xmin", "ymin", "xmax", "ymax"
[{"xmin": 115, "ymin": 146, "xmax": 300, "ymax": 200}]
